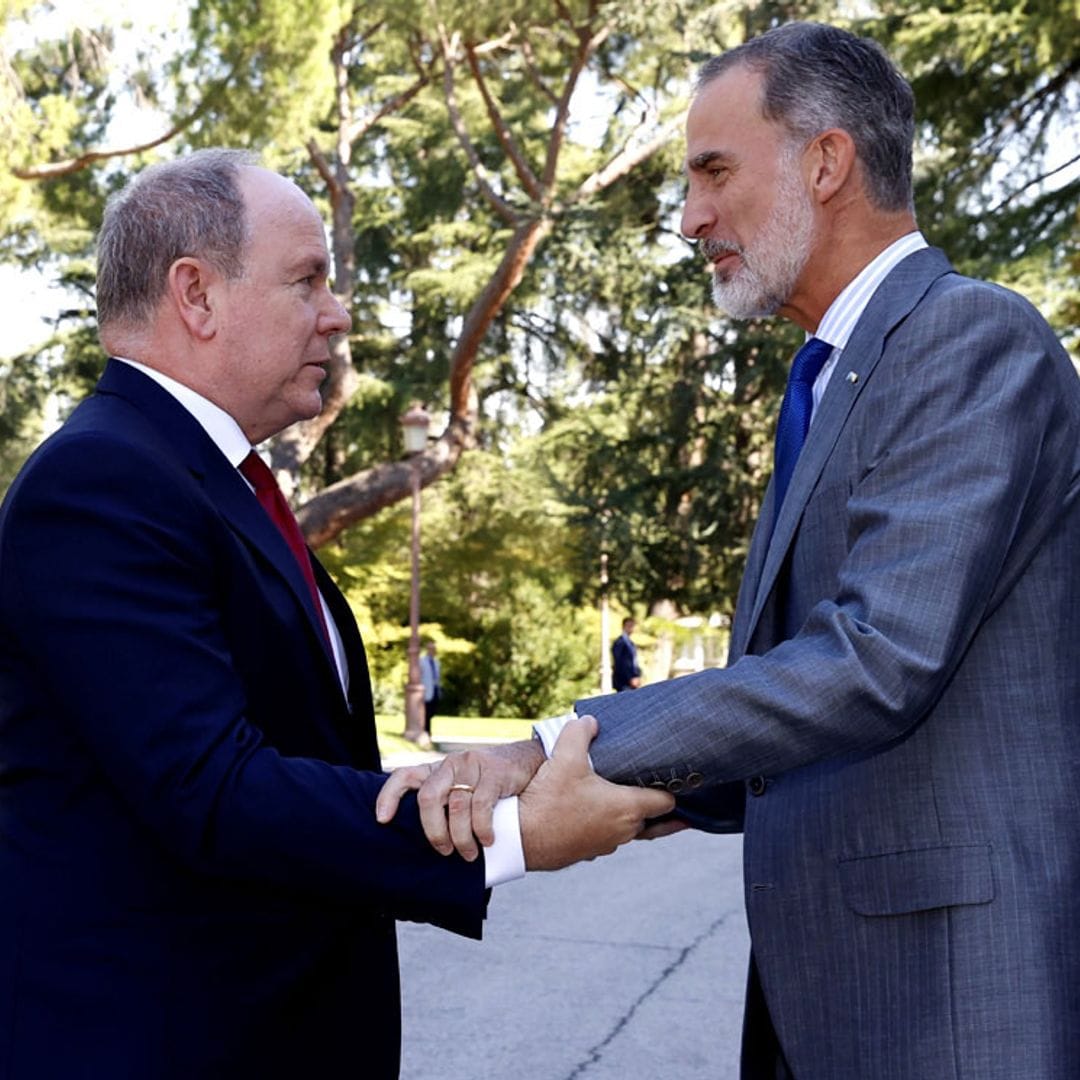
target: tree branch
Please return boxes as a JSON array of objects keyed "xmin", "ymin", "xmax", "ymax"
[
  {"xmin": 988, "ymin": 150, "xmax": 1080, "ymax": 214},
  {"xmin": 297, "ymin": 417, "xmax": 476, "ymax": 547},
  {"xmin": 345, "ymin": 74, "xmax": 430, "ymax": 146},
  {"xmin": 357, "ymin": 19, "xmax": 386, "ymax": 43},
  {"xmin": 967, "ymin": 57, "xmax": 1080, "ymax": 161},
  {"xmin": 518, "ymin": 30, "xmax": 559, "ymax": 106},
  {"xmin": 470, "ymin": 29, "xmax": 516, "ymax": 56},
  {"xmin": 438, "ymin": 25, "xmax": 518, "ymax": 225},
  {"xmin": 569, "ymin": 112, "xmax": 683, "ymax": 204},
  {"xmin": 465, "ymin": 41, "xmax": 543, "ymax": 201},
  {"xmin": 540, "ymin": 10, "xmax": 610, "ymax": 193},
  {"xmin": 553, "ymin": 0, "xmax": 577, "ymax": 28},
  {"xmin": 306, "ymin": 137, "xmax": 339, "ymax": 198},
  {"xmin": 280, "ymin": 14, "xmax": 437, "ymax": 496},
  {"xmin": 1013, "ymin": 58, "xmax": 1080, "ymax": 135},
  {"xmin": 13, "ymin": 68, "xmax": 236, "ymax": 181},
  {"xmin": 449, "ymin": 216, "xmax": 552, "ymax": 415}
]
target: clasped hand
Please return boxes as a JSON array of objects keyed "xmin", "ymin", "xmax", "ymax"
[{"xmin": 375, "ymin": 715, "xmax": 675, "ymax": 871}]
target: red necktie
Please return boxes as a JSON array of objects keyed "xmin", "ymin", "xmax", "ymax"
[{"xmin": 239, "ymin": 451, "xmax": 331, "ymax": 646}]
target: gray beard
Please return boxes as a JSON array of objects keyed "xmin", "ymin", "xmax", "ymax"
[{"xmin": 709, "ymin": 167, "xmax": 815, "ymax": 319}]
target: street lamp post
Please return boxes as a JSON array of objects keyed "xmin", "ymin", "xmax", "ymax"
[
  {"xmin": 599, "ymin": 551, "xmax": 613, "ymax": 693},
  {"xmin": 401, "ymin": 402, "xmax": 431, "ymax": 745}
]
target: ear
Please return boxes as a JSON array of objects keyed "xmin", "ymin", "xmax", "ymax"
[
  {"xmin": 167, "ymin": 257, "xmax": 220, "ymax": 341},
  {"xmin": 805, "ymin": 128, "xmax": 857, "ymax": 205}
]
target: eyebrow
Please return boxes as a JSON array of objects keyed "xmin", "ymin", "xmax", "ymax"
[
  {"xmin": 686, "ymin": 149, "xmax": 734, "ymax": 175},
  {"xmin": 289, "ymin": 254, "xmax": 330, "ymax": 278}
]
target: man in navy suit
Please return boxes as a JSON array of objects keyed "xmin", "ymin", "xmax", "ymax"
[
  {"xmin": 611, "ymin": 617, "xmax": 641, "ymax": 691},
  {"xmin": 388, "ymin": 22, "xmax": 1080, "ymax": 1080},
  {"xmin": 0, "ymin": 150, "xmax": 671, "ymax": 1079},
  {"xmin": 420, "ymin": 640, "xmax": 441, "ymax": 745}
]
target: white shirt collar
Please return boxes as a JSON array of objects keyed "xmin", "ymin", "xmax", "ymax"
[
  {"xmin": 114, "ymin": 357, "xmax": 253, "ymax": 466},
  {"xmin": 815, "ymin": 231, "xmax": 928, "ymax": 351},
  {"xmin": 807, "ymin": 232, "xmax": 928, "ymax": 413}
]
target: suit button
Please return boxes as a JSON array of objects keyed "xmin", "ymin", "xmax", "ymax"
[
  {"xmin": 748, "ymin": 775, "xmax": 767, "ymax": 797},
  {"xmin": 686, "ymin": 772, "xmax": 703, "ymax": 789},
  {"xmin": 666, "ymin": 777, "xmax": 685, "ymax": 794}
]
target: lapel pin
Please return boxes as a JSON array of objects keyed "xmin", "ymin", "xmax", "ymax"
[{"xmin": 845, "ymin": 370, "xmax": 859, "ymax": 384}]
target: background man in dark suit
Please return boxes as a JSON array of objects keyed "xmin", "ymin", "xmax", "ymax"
[
  {"xmin": 387, "ymin": 22, "xmax": 1080, "ymax": 1080},
  {"xmin": 420, "ymin": 640, "xmax": 441, "ymax": 745},
  {"xmin": 0, "ymin": 149, "xmax": 672, "ymax": 1079},
  {"xmin": 611, "ymin": 617, "xmax": 642, "ymax": 691}
]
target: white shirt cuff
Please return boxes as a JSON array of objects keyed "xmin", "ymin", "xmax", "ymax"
[
  {"xmin": 483, "ymin": 796, "xmax": 526, "ymax": 887},
  {"xmin": 533, "ymin": 710, "xmax": 577, "ymax": 757}
]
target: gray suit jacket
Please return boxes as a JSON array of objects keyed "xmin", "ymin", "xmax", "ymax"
[{"xmin": 579, "ymin": 248, "xmax": 1080, "ymax": 1079}]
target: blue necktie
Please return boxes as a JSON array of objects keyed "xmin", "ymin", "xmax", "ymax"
[{"xmin": 772, "ymin": 337, "xmax": 833, "ymax": 513}]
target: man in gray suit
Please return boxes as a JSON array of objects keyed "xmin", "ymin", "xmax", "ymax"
[{"xmin": 380, "ymin": 21, "xmax": 1080, "ymax": 1079}]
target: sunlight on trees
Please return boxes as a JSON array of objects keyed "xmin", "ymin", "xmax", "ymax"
[{"xmin": 2, "ymin": 0, "xmax": 1076, "ymax": 711}]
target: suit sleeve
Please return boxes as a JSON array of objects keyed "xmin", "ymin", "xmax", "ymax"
[
  {"xmin": 580, "ymin": 279, "xmax": 1079, "ymax": 792},
  {"xmin": 2, "ymin": 431, "xmax": 487, "ymax": 938}
]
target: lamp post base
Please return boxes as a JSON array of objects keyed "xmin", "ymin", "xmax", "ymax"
[{"xmin": 404, "ymin": 679, "xmax": 428, "ymax": 747}]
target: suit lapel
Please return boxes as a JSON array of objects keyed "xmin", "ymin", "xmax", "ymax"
[
  {"xmin": 739, "ymin": 248, "xmax": 955, "ymax": 649},
  {"xmin": 204, "ymin": 466, "xmax": 341, "ymax": 671},
  {"xmin": 313, "ymin": 560, "xmax": 382, "ymax": 764},
  {"xmin": 95, "ymin": 361, "xmax": 345, "ymax": 697}
]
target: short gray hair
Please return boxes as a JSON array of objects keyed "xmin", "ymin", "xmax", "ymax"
[
  {"xmin": 95, "ymin": 148, "xmax": 258, "ymax": 330},
  {"xmin": 698, "ymin": 22, "xmax": 915, "ymax": 213}
]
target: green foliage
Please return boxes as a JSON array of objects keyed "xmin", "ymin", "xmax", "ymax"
[
  {"xmin": 496, "ymin": 122, "xmax": 795, "ymax": 613},
  {"xmin": 320, "ymin": 448, "xmax": 598, "ymax": 718},
  {"xmin": 868, "ymin": 0, "xmax": 1080, "ymax": 340},
  {"xmin": 0, "ymin": 348, "xmax": 48, "ymax": 496},
  {"xmin": 177, "ymin": 0, "xmax": 342, "ymax": 152},
  {"xmin": 1, "ymin": 17, "xmax": 114, "ymax": 258},
  {"xmin": 2, "ymin": 0, "xmax": 1078, "ymax": 717}
]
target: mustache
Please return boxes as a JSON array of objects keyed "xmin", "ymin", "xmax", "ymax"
[{"xmin": 701, "ymin": 238, "xmax": 742, "ymax": 262}]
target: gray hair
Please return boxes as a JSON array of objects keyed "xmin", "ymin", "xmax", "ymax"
[
  {"xmin": 698, "ymin": 22, "xmax": 915, "ymax": 213},
  {"xmin": 95, "ymin": 148, "xmax": 259, "ymax": 330}
]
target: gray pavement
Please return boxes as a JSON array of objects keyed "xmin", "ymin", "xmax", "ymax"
[{"xmin": 397, "ymin": 827, "xmax": 749, "ymax": 1080}]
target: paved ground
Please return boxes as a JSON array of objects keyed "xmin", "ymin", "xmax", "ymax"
[{"xmin": 396, "ymin": 826, "xmax": 750, "ymax": 1080}]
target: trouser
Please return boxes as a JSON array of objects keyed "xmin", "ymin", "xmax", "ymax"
[
  {"xmin": 741, "ymin": 954, "xmax": 795, "ymax": 1080},
  {"xmin": 423, "ymin": 690, "xmax": 439, "ymax": 733}
]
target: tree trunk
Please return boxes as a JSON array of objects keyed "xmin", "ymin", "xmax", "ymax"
[{"xmin": 297, "ymin": 216, "xmax": 551, "ymax": 545}]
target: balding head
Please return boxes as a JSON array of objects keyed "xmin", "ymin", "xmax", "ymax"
[{"xmin": 95, "ymin": 149, "xmax": 257, "ymax": 341}]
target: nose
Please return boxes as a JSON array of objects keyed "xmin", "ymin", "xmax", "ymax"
[
  {"xmin": 680, "ymin": 183, "xmax": 716, "ymax": 241},
  {"xmin": 320, "ymin": 290, "xmax": 352, "ymax": 336}
]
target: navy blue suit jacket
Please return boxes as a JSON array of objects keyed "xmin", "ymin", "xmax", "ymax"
[
  {"xmin": 611, "ymin": 634, "xmax": 640, "ymax": 692},
  {"xmin": 0, "ymin": 361, "xmax": 487, "ymax": 1079}
]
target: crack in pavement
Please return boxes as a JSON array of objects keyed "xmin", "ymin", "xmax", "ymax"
[
  {"xmin": 563, "ymin": 905, "xmax": 743, "ymax": 1080},
  {"xmin": 499, "ymin": 929, "xmax": 686, "ymax": 953}
]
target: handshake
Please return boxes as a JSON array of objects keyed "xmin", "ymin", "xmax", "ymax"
[{"xmin": 375, "ymin": 716, "xmax": 680, "ymax": 871}]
